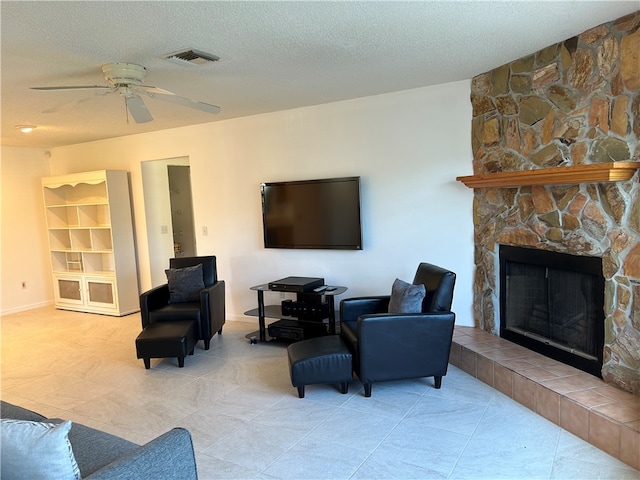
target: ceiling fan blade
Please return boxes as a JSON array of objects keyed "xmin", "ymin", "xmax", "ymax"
[
  {"xmin": 42, "ymin": 95, "xmax": 99, "ymax": 113},
  {"xmin": 125, "ymin": 95, "xmax": 153, "ymax": 123},
  {"xmin": 41, "ymin": 88, "xmax": 115, "ymax": 113},
  {"xmin": 31, "ymin": 85, "xmax": 111, "ymax": 92},
  {"xmin": 146, "ymin": 90, "xmax": 221, "ymax": 115},
  {"xmin": 137, "ymin": 84, "xmax": 174, "ymax": 95}
]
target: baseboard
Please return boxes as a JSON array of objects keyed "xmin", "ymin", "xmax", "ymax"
[{"xmin": 1, "ymin": 300, "xmax": 54, "ymax": 316}]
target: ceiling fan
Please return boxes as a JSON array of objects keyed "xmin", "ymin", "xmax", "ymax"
[{"xmin": 31, "ymin": 63, "xmax": 221, "ymax": 123}]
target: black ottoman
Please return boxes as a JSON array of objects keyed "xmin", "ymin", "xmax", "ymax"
[
  {"xmin": 287, "ymin": 335, "xmax": 353, "ymax": 398},
  {"xmin": 135, "ymin": 320, "xmax": 197, "ymax": 369}
]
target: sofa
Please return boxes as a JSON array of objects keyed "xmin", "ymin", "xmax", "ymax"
[{"xmin": 0, "ymin": 401, "xmax": 198, "ymax": 479}]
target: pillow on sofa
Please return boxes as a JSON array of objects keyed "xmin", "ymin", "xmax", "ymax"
[
  {"xmin": 165, "ymin": 264, "xmax": 205, "ymax": 303},
  {"xmin": 1, "ymin": 419, "xmax": 81, "ymax": 480},
  {"xmin": 388, "ymin": 278, "xmax": 426, "ymax": 314}
]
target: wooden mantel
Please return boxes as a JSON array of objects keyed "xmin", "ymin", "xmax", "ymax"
[{"xmin": 456, "ymin": 162, "xmax": 640, "ymax": 188}]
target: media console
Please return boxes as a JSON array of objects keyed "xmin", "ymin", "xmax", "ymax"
[{"xmin": 244, "ymin": 280, "xmax": 347, "ymax": 344}]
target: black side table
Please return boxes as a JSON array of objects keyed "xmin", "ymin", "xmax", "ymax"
[{"xmin": 244, "ymin": 283, "xmax": 347, "ymax": 343}]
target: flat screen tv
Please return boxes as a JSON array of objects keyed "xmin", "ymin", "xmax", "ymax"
[{"xmin": 261, "ymin": 176, "xmax": 362, "ymax": 250}]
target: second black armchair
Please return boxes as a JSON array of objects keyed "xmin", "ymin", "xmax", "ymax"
[
  {"xmin": 340, "ymin": 262, "xmax": 456, "ymax": 397},
  {"xmin": 139, "ymin": 256, "xmax": 225, "ymax": 350}
]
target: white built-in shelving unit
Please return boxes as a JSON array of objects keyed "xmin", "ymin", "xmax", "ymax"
[{"xmin": 42, "ymin": 170, "xmax": 139, "ymax": 316}]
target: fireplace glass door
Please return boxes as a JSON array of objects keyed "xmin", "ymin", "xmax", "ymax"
[{"xmin": 499, "ymin": 245, "xmax": 604, "ymax": 377}]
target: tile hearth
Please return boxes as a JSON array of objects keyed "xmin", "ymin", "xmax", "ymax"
[{"xmin": 450, "ymin": 326, "xmax": 640, "ymax": 470}]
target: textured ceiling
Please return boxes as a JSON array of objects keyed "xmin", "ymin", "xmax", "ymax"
[{"xmin": 2, "ymin": 1, "xmax": 638, "ymax": 149}]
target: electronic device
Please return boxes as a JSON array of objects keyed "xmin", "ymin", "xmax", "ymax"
[
  {"xmin": 268, "ymin": 276, "xmax": 324, "ymax": 293},
  {"xmin": 261, "ymin": 176, "xmax": 362, "ymax": 250},
  {"xmin": 267, "ymin": 320, "xmax": 327, "ymax": 341},
  {"xmin": 281, "ymin": 299, "xmax": 330, "ymax": 320},
  {"xmin": 313, "ymin": 285, "xmax": 328, "ymax": 293}
]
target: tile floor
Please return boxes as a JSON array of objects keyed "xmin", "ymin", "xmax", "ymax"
[{"xmin": 1, "ymin": 306, "xmax": 639, "ymax": 479}]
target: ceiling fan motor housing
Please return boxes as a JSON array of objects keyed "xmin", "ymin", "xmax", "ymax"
[{"xmin": 102, "ymin": 63, "xmax": 146, "ymax": 86}]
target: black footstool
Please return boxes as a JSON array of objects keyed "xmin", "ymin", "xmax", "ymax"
[
  {"xmin": 287, "ymin": 335, "xmax": 353, "ymax": 398},
  {"xmin": 135, "ymin": 320, "xmax": 197, "ymax": 369}
]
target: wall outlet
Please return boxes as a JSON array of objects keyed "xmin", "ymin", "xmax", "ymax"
[
  {"xmin": 202, "ymin": 226, "xmax": 208, "ymax": 236},
  {"xmin": 160, "ymin": 225, "xmax": 169, "ymax": 234},
  {"xmin": 280, "ymin": 292, "xmax": 285, "ymax": 299},
  {"xmin": 21, "ymin": 281, "xmax": 26, "ymax": 289}
]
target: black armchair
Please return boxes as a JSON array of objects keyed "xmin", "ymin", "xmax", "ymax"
[
  {"xmin": 340, "ymin": 263, "xmax": 456, "ymax": 397},
  {"xmin": 140, "ymin": 256, "xmax": 225, "ymax": 350}
]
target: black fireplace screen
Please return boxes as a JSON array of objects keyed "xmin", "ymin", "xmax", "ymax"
[{"xmin": 499, "ymin": 245, "xmax": 604, "ymax": 377}]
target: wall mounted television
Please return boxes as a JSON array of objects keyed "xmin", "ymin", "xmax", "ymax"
[{"xmin": 261, "ymin": 176, "xmax": 362, "ymax": 250}]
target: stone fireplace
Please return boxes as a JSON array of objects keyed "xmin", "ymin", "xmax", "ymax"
[{"xmin": 463, "ymin": 12, "xmax": 640, "ymax": 394}]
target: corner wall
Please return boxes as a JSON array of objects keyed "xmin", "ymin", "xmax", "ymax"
[{"xmin": 1, "ymin": 147, "xmax": 53, "ymax": 313}]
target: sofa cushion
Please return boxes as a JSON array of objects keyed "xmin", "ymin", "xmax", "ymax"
[
  {"xmin": 166, "ymin": 264, "xmax": 204, "ymax": 303},
  {"xmin": 388, "ymin": 278, "xmax": 426, "ymax": 314},
  {"xmin": 0, "ymin": 401, "xmax": 46, "ymax": 422},
  {"xmin": 148, "ymin": 302, "xmax": 202, "ymax": 323},
  {"xmin": 1, "ymin": 419, "xmax": 81, "ymax": 480},
  {"xmin": 53, "ymin": 419, "xmax": 139, "ymax": 478}
]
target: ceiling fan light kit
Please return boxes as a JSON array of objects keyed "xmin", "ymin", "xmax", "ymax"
[
  {"xmin": 102, "ymin": 63, "xmax": 147, "ymax": 85},
  {"xmin": 30, "ymin": 62, "xmax": 221, "ymax": 124}
]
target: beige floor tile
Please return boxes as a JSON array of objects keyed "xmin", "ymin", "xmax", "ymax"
[{"xmin": 2, "ymin": 307, "xmax": 639, "ymax": 478}]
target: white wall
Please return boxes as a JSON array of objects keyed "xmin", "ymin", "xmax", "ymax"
[
  {"xmin": 1, "ymin": 147, "xmax": 53, "ymax": 313},
  {"xmin": 10, "ymin": 80, "xmax": 476, "ymax": 325}
]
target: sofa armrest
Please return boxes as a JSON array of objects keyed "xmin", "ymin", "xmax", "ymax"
[
  {"xmin": 357, "ymin": 311, "xmax": 455, "ymax": 384},
  {"xmin": 139, "ymin": 284, "xmax": 170, "ymax": 328},
  {"xmin": 200, "ymin": 280, "xmax": 225, "ymax": 338},
  {"xmin": 86, "ymin": 428, "xmax": 197, "ymax": 480},
  {"xmin": 340, "ymin": 296, "xmax": 390, "ymax": 324}
]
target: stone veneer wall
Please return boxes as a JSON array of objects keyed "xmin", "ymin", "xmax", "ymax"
[{"xmin": 469, "ymin": 12, "xmax": 640, "ymax": 394}]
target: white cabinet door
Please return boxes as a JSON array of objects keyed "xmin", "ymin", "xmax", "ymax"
[
  {"xmin": 85, "ymin": 276, "xmax": 118, "ymax": 312},
  {"xmin": 53, "ymin": 274, "xmax": 84, "ymax": 307}
]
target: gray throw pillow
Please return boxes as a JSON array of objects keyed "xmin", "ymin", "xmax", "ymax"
[
  {"xmin": 165, "ymin": 264, "xmax": 205, "ymax": 303},
  {"xmin": 388, "ymin": 278, "xmax": 426, "ymax": 314},
  {"xmin": 0, "ymin": 419, "xmax": 81, "ymax": 480}
]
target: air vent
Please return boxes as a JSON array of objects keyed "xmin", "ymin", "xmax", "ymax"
[{"xmin": 163, "ymin": 49, "xmax": 220, "ymax": 66}]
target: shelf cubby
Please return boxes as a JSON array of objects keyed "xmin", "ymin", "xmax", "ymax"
[
  {"xmin": 78, "ymin": 204, "xmax": 110, "ymax": 227},
  {"xmin": 83, "ymin": 252, "xmax": 115, "ymax": 274},
  {"xmin": 90, "ymin": 229, "xmax": 113, "ymax": 251},
  {"xmin": 50, "ymin": 252, "xmax": 83, "ymax": 273},
  {"xmin": 65, "ymin": 252, "xmax": 84, "ymax": 272},
  {"xmin": 69, "ymin": 229, "xmax": 92, "ymax": 251},
  {"xmin": 49, "ymin": 230, "xmax": 72, "ymax": 251},
  {"xmin": 46, "ymin": 206, "xmax": 79, "ymax": 228}
]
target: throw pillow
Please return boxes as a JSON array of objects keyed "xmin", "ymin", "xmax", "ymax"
[
  {"xmin": 388, "ymin": 278, "xmax": 426, "ymax": 314},
  {"xmin": 166, "ymin": 264, "xmax": 205, "ymax": 303},
  {"xmin": 0, "ymin": 419, "xmax": 81, "ymax": 480}
]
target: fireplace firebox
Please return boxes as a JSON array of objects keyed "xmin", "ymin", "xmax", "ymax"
[{"xmin": 499, "ymin": 245, "xmax": 604, "ymax": 377}]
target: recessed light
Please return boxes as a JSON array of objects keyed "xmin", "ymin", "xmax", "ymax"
[{"xmin": 15, "ymin": 125, "xmax": 36, "ymax": 133}]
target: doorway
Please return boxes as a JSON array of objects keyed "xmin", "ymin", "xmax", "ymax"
[
  {"xmin": 141, "ymin": 157, "xmax": 196, "ymax": 286},
  {"xmin": 168, "ymin": 165, "xmax": 196, "ymax": 259}
]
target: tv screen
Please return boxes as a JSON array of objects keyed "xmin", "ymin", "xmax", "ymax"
[{"xmin": 261, "ymin": 176, "xmax": 362, "ymax": 250}]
